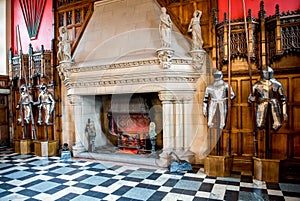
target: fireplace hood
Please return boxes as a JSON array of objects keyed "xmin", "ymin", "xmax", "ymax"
[{"xmin": 58, "ymin": 0, "xmax": 205, "ymax": 97}]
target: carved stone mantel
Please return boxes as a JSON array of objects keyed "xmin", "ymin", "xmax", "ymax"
[{"xmin": 60, "ymin": 57, "xmax": 200, "ymax": 97}]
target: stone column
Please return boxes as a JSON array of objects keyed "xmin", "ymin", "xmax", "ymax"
[
  {"xmin": 69, "ymin": 94, "xmax": 86, "ymax": 156},
  {"xmin": 175, "ymin": 100, "xmax": 184, "ymax": 151},
  {"xmin": 158, "ymin": 91, "xmax": 175, "ymax": 167},
  {"xmin": 176, "ymin": 91, "xmax": 195, "ymax": 162},
  {"xmin": 157, "ymin": 90, "xmax": 196, "ymax": 167},
  {"xmin": 182, "ymin": 96, "xmax": 196, "ymax": 162}
]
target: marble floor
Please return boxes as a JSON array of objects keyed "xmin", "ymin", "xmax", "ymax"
[{"xmin": 0, "ymin": 150, "xmax": 300, "ymax": 201}]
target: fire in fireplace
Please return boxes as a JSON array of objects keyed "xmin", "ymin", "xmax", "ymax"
[{"xmin": 102, "ymin": 93, "xmax": 162, "ymax": 154}]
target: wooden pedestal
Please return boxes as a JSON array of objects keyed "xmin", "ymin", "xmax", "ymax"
[
  {"xmin": 14, "ymin": 139, "xmax": 32, "ymax": 154},
  {"xmin": 253, "ymin": 157, "xmax": 280, "ymax": 183},
  {"xmin": 34, "ymin": 140, "xmax": 59, "ymax": 157},
  {"xmin": 204, "ymin": 155, "xmax": 233, "ymax": 177}
]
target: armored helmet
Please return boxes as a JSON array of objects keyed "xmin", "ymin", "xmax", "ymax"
[
  {"xmin": 213, "ymin": 69, "xmax": 223, "ymax": 80},
  {"xmin": 262, "ymin": 66, "xmax": 274, "ymax": 80}
]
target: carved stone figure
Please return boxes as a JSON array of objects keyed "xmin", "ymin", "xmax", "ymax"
[
  {"xmin": 203, "ymin": 70, "xmax": 236, "ymax": 129},
  {"xmin": 35, "ymin": 84, "xmax": 55, "ymax": 125},
  {"xmin": 57, "ymin": 36, "xmax": 64, "ymax": 62},
  {"xmin": 57, "ymin": 26, "xmax": 71, "ymax": 62},
  {"xmin": 188, "ymin": 10, "xmax": 204, "ymax": 50},
  {"xmin": 248, "ymin": 67, "xmax": 288, "ymax": 130},
  {"xmin": 16, "ymin": 84, "xmax": 33, "ymax": 124},
  {"xmin": 159, "ymin": 7, "xmax": 172, "ymax": 48}
]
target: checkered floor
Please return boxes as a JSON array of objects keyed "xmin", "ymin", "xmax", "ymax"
[{"xmin": 0, "ymin": 150, "xmax": 300, "ymax": 201}]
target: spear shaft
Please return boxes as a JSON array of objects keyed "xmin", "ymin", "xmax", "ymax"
[
  {"xmin": 226, "ymin": 0, "xmax": 232, "ymax": 156},
  {"xmin": 242, "ymin": 0, "xmax": 258, "ymax": 157}
]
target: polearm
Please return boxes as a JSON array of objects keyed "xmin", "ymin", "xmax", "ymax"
[
  {"xmin": 226, "ymin": 0, "xmax": 232, "ymax": 156},
  {"xmin": 242, "ymin": 0, "xmax": 258, "ymax": 157},
  {"xmin": 16, "ymin": 25, "xmax": 25, "ymax": 139},
  {"xmin": 17, "ymin": 25, "xmax": 37, "ymax": 140}
]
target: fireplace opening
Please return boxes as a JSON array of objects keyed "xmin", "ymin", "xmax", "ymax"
[{"xmin": 100, "ymin": 93, "xmax": 163, "ymax": 154}]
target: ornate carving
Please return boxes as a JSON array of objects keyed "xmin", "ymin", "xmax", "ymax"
[
  {"xmin": 57, "ymin": 61, "xmax": 72, "ymax": 82},
  {"xmin": 190, "ymin": 49, "xmax": 206, "ymax": 71},
  {"xmin": 69, "ymin": 76, "xmax": 197, "ymax": 88},
  {"xmin": 216, "ymin": 18, "xmax": 259, "ymax": 66},
  {"xmin": 265, "ymin": 7, "xmax": 300, "ymax": 63},
  {"xmin": 281, "ymin": 26, "xmax": 300, "ymax": 51},
  {"xmin": 157, "ymin": 49, "xmax": 174, "ymax": 69}
]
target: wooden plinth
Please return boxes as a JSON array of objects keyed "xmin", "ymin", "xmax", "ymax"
[
  {"xmin": 34, "ymin": 140, "xmax": 59, "ymax": 157},
  {"xmin": 204, "ymin": 155, "xmax": 233, "ymax": 177},
  {"xmin": 14, "ymin": 139, "xmax": 32, "ymax": 154},
  {"xmin": 253, "ymin": 157, "xmax": 280, "ymax": 183}
]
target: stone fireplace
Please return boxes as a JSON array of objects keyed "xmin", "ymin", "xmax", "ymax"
[{"xmin": 58, "ymin": 0, "xmax": 211, "ymax": 167}]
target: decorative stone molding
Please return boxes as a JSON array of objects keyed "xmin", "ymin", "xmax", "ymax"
[
  {"xmin": 158, "ymin": 90, "xmax": 195, "ymax": 102},
  {"xmin": 69, "ymin": 76, "xmax": 198, "ymax": 89},
  {"xmin": 158, "ymin": 91, "xmax": 177, "ymax": 102},
  {"xmin": 156, "ymin": 48, "xmax": 174, "ymax": 69},
  {"xmin": 60, "ymin": 58, "xmax": 192, "ymax": 74}
]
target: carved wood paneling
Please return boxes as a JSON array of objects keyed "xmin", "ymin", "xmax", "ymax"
[
  {"xmin": 54, "ymin": 0, "xmax": 96, "ymax": 56},
  {"xmin": 9, "ymin": 46, "xmax": 57, "ymax": 142},
  {"xmin": 222, "ymin": 72, "xmax": 300, "ymax": 162},
  {"xmin": 0, "ymin": 76, "xmax": 10, "ymax": 147},
  {"xmin": 156, "ymin": 0, "xmax": 217, "ymax": 50}
]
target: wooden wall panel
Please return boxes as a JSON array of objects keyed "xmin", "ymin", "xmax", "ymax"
[
  {"xmin": 272, "ymin": 133, "xmax": 287, "ymax": 158},
  {"xmin": 294, "ymin": 107, "xmax": 300, "ymax": 131},
  {"xmin": 241, "ymin": 132, "xmax": 254, "ymax": 156},
  {"xmin": 294, "ymin": 135, "xmax": 300, "ymax": 157},
  {"xmin": 292, "ymin": 77, "xmax": 300, "ymax": 102},
  {"xmin": 241, "ymin": 107, "xmax": 252, "ymax": 129},
  {"xmin": 231, "ymin": 132, "xmax": 238, "ymax": 155}
]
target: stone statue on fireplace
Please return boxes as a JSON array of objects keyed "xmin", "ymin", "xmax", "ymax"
[
  {"xmin": 35, "ymin": 84, "xmax": 55, "ymax": 125},
  {"xmin": 188, "ymin": 10, "xmax": 203, "ymax": 50},
  {"xmin": 248, "ymin": 66, "xmax": 288, "ymax": 130},
  {"xmin": 202, "ymin": 70, "xmax": 236, "ymax": 129},
  {"xmin": 57, "ymin": 26, "xmax": 71, "ymax": 62},
  {"xmin": 159, "ymin": 7, "xmax": 172, "ymax": 48}
]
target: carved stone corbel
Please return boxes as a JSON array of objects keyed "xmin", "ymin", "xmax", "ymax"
[
  {"xmin": 190, "ymin": 49, "xmax": 206, "ymax": 71},
  {"xmin": 156, "ymin": 48, "xmax": 174, "ymax": 69},
  {"xmin": 57, "ymin": 61, "xmax": 73, "ymax": 82}
]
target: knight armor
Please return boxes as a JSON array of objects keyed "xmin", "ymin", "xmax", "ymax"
[
  {"xmin": 16, "ymin": 84, "xmax": 33, "ymax": 124},
  {"xmin": 248, "ymin": 67, "xmax": 288, "ymax": 130},
  {"xmin": 203, "ymin": 70, "xmax": 236, "ymax": 129},
  {"xmin": 36, "ymin": 84, "xmax": 55, "ymax": 125}
]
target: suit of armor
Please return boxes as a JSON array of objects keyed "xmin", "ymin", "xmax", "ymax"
[
  {"xmin": 16, "ymin": 85, "xmax": 33, "ymax": 124},
  {"xmin": 248, "ymin": 67, "xmax": 287, "ymax": 130},
  {"xmin": 36, "ymin": 84, "xmax": 55, "ymax": 125},
  {"xmin": 203, "ymin": 70, "xmax": 236, "ymax": 129}
]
